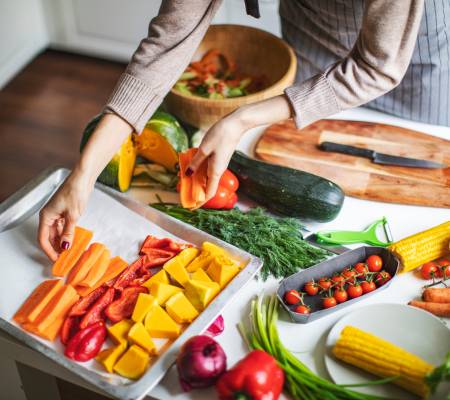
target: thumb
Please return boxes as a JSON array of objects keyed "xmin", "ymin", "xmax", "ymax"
[
  {"xmin": 186, "ymin": 148, "xmax": 210, "ymax": 176},
  {"xmin": 60, "ymin": 213, "xmax": 77, "ymax": 250}
]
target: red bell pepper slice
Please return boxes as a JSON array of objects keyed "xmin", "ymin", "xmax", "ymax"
[
  {"xmin": 215, "ymin": 350, "xmax": 284, "ymax": 400},
  {"xmin": 113, "ymin": 257, "xmax": 146, "ymax": 290},
  {"xmin": 60, "ymin": 315, "xmax": 81, "ymax": 345},
  {"xmin": 105, "ymin": 286, "xmax": 148, "ymax": 323},
  {"xmin": 79, "ymin": 287, "xmax": 115, "ymax": 330},
  {"xmin": 141, "ymin": 249, "xmax": 176, "ymax": 270},
  {"xmin": 140, "ymin": 235, "xmax": 190, "ymax": 255},
  {"xmin": 68, "ymin": 285, "xmax": 108, "ymax": 317},
  {"xmin": 64, "ymin": 321, "xmax": 106, "ymax": 362}
]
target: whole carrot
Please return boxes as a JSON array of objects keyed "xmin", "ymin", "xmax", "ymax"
[
  {"xmin": 409, "ymin": 300, "xmax": 450, "ymax": 317},
  {"xmin": 423, "ymin": 287, "xmax": 450, "ymax": 303}
]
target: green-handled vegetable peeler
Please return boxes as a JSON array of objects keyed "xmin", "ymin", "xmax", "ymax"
[{"xmin": 315, "ymin": 217, "xmax": 394, "ymax": 247}]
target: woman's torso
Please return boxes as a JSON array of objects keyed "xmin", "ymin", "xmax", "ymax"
[{"xmin": 279, "ymin": 0, "xmax": 450, "ymax": 126}]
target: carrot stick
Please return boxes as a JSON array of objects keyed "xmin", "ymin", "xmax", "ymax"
[
  {"xmin": 408, "ymin": 300, "xmax": 450, "ymax": 317},
  {"xmin": 422, "ymin": 287, "xmax": 450, "ymax": 303},
  {"xmin": 77, "ymin": 248, "xmax": 111, "ymax": 288},
  {"xmin": 66, "ymin": 243, "xmax": 106, "ymax": 286}
]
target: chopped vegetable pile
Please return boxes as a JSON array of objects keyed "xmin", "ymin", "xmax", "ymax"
[
  {"xmin": 174, "ymin": 49, "xmax": 266, "ymax": 99},
  {"xmin": 151, "ymin": 204, "xmax": 329, "ymax": 280}
]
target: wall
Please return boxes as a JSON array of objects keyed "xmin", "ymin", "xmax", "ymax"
[{"xmin": 0, "ymin": 0, "xmax": 49, "ymax": 88}]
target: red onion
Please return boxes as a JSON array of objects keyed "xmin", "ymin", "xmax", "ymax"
[
  {"xmin": 206, "ymin": 315, "xmax": 225, "ymax": 337},
  {"xmin": 176, "ymin": 335, "xmax": 227, "ymax": 391}
]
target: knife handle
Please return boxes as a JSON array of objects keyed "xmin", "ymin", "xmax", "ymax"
[{"xmin": 319, "ymin": 142, "xmax": 374, "ymax": 159}]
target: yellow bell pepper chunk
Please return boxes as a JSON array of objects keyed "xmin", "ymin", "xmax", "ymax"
[
  {"xmin": 165, "ymin": 292, "xmax": 199, "ymax": 324},
  {"xmin": 128, "ymin": 322, "xmax": 157, "ymax": 355},
  {"xmin": 96, "ymin": 342, "xmax": 127, "ymax": 373},
  {"xmin": 186, "ymin": 251, "xmax": 213, "ymax": 272},
  {"xmin": 150, "ymin": 282, "xmax": 182, "ymax": 305},
  {"xmin": 144, "ymin": 304, "xmax": 181, "ymax": 339},
  {"xmin": 163, "ymin": 260, "xmax": 189, "ymax": 287},
  {"xmin": 113, "ymin": 345, "xmax": 150, "ymax": 380},
  {"xmin": 131, "ymin": 293, "xmax": 157, "ymax": 323},
  {"xmin": 191, "ymin": 268, "xmax": 212, "ymax": 282},
  {"xmin": 185, "ymin": 279, "xmax": 220, "ymax": 311},
  {"xmin": 108, "ymin": 319, "xmax": 133, "ymax": 344},
  {"xmin": 142, "ymin": 269, "xmax": 169, "ymax": 289},
  {"xmin": 202, "ymin": 241, "xmax": 230, "ymax": 257},
  {"xmin": 206, "ymin": 256, "xmax": 239, "ymax": 288}
]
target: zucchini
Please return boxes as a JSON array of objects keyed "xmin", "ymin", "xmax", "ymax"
[{"xmin": 229, "ymin": 152, "xmax": 344, "ymax": 222}]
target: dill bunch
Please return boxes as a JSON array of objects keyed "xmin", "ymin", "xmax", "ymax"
[{"xmin": 151, "ymin": 204, "xmax": 328, "ymax": 280}]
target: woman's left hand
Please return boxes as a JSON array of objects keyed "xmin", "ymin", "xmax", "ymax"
[{"xmin": 186, "ymin": 95, "xmax": 293, "ymax": 200}]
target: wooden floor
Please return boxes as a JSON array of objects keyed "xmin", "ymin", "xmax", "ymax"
[{"xmin": 0, "ymin": 49, "xmax": 125, "ymax": 202}]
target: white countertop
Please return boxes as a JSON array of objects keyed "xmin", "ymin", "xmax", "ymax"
[
  {"xmin": 0, "ymin": 106, "xmax": 448, "ymax": 400},
  {"xmin": 132, "ymin": 107, "xmax": 449, "ymax": 400}
]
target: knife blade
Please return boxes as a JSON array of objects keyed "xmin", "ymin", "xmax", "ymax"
[{"xmin": 319, "ymin": 141, "xmax": 446, "ymax": 169}]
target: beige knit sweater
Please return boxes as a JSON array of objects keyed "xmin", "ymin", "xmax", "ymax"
[{"xmin": 105, "ymin": 0, "xmax": 424, "ymax": 133}]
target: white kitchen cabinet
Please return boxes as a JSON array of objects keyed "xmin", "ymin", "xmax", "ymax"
[
  {"xmin": 45, "ymin": 0, "xmax": 281, "ymax": 62},
  {"xmin": 0, "ymin": 0, "xmax": 48, "ymax": 88}
]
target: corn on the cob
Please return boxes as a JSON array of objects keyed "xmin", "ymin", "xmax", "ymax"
[
  {"xmin": 332, "ymin": 326, "xmax": 433, "ymax": 398},
  {"xmin": 388, "ymin": 221, "xmax": 450, "ymax": 272}
]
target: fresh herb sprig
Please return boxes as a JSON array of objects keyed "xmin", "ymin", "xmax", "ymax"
[{"xmin": 151, "ymin": 204, "xmax": 328, "ymax": 280}]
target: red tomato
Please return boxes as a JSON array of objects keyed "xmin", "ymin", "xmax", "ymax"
[
  {"xmin": 304, "ymin": 281, "xmax": 319, "ymax": 296},
  {"xmin": 284, "ymin": 289, "xmax": 301, "ymax": 305},
  {"xmin": 223, "ymin": 191, "xmax": 238, "ymax": 209},
  {"xmin": 318, "ymin": 277, "xmax": 332, "ymax": 291},
  {"xmin": 366, "ymin": 255, "xmax": 383, "ymax": 272},
  {"xmin": 420, "ymin": 262, "xmax": 439, "ymax": 280},
  {"xmin": 354, "ymin": 263, "xmax": 368, "ymax": 277},
  {"xmin": 294, "ymin": 305, "xmax": 310, "ymax": 314},
  {"xmin": 375, "ymin": 271, "xmax": 392, "ymax": 287},
  {"xmin": 437, "ymin": 258, "xmax": 450, "ymax": 267},
  {"xmin": 203, "ymin": 186, "xmax": 232, "ymax": 209},
  {"xmin": 347, "ymin": 283, "xmax": 363, "ymax": 298},
  {"xmin": 441, "ymin": 265, "xmax": 450, "ymax": 279},
  {"xmin": 360, "ymin": 280, "xmax": 376, "ymax": 294},
  {"xmin": 331, "ymin": 274, "xmax": 345, "ymax": 287},
  {"xmin": 323, "ymin": 296, "xmax": 337, "ymax": 309},
  {"xmin": 333, "ymin": 288, "xmax": 348, "ymax": 304},
  {"xmin": 219, "ymin": 170, "xmax": 239, "ymax": 192},
  {"xmin": 342, "ymin": 268, "xmax": 357, "ymax": 283}
]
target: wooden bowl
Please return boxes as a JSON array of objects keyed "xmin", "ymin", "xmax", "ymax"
[{"xmin": 165, "ymin": 24, "xmax": 297, "ymax": 130}]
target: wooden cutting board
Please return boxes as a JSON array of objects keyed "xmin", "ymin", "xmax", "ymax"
[{"xmin": 255, "ymin": 120, "xmax": 450, "ymax": 208}]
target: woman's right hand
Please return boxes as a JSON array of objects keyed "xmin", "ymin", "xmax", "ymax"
[
  {"xmin": 37, "ymin": 113, "xmax": 134, "ymax": 261},
  {"xmin": 38, "ymin": 170, "xmax": 94, "ymax": 261}
]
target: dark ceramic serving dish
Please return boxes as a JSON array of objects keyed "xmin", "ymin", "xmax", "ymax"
[{"xmin": 277, "ymin": 246, "xmax": 400, "ymax": 323}]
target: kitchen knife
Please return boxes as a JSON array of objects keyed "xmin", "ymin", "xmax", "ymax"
[{"xmin": 319, "ymin": 141, "xmax": 446, "ymax": 169}]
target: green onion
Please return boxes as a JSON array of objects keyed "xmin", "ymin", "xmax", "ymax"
[{"xmin": 239, "ymin": 295, "xmax": 396, "ymax": 400}]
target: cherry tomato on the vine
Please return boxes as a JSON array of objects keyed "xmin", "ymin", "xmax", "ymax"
[
  {"xmin": 347, "ymin": 283, "xmax": 363, "ymax": 298},
  {"xmin": 333, "ymin": 288, "xmax": 348, "ymax": 304},
  {"xmin": 304, "ymin": 281, "xmax": 319, "ymax": 296},
  {"xmin": 354, "ymin": 263, "xmax": 368, "ymax": 277},
  {"xmin": 375, "ymin": 271, "xmax": 392, "ymax": 287},
  {"xmin": 284, "ymin": 289, "xmax": 302, "ymax": 305},
  {"xmin": 294, "ymin": 305, "xmax": 310, "ymax": 314},
  {"xmin": 318, "ymin": 277, "xmax": 332, "ymax": 291},
  {"xmin": 420, "ymin": 262, "xmax": 439, "ymax": 280},
  {"xmin": 323, "ymin": 296, "xmax": 337, "ymax": 309},
  {"xmin": 218, "ymin": 169, "xmax": 239, "ymax": 192},
  {"xmin": 360, "ymin": 280, "xmax": 376, "ymax": 294},
  {"xmin": 331, "ymin": 274, "xmax": 345, "ymax": 287},
  {"xmin": 366, "ymin": 255, "xmax": 383, "ymax": 272}
]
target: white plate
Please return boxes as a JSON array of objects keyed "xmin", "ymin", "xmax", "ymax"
[{"xmin": 325, "ymin": 303, "xmax": 450, "ymax": 399}]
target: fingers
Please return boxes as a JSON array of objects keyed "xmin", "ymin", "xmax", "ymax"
[
  {"xmin": 186, "ymin": 147, "xmax": 210, "ymax": 176},
  {"xmin": 38, "ymin": 209, "xmax": 60, "ymax": 262},
  {"xmin": 205, "ymin": 153, "xmax": 224, "ymax": 201},
  {"xmin": 60, "ymin": 212, "xmax": 78, "ymax": 250}
]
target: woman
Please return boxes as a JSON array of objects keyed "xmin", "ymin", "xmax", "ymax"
[{"xmin": 39, "ymin": 0, "xmax": 449, "ymax": 259}]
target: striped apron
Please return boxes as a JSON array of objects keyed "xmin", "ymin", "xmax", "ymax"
[{"xmin": 279, "ymin": 0, "xmax": 450, "ymax": 126}]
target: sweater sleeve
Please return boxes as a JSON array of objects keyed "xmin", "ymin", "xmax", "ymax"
[
  {"xmin": 105, "ymin": 0, "xmax": 222, "ymax": 133},
  {"xmin": 285, "ymin": 0, "xmax": 424, "ymax": 128}
]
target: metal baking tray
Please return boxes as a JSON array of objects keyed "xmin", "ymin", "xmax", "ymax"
[
  {"xmin": 0, "ymin": 167, "xmax": 263, "ymax": 400},
  {"xmin": 277, "ymin": 246, "xmax": 399, "ymax": 323}
]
